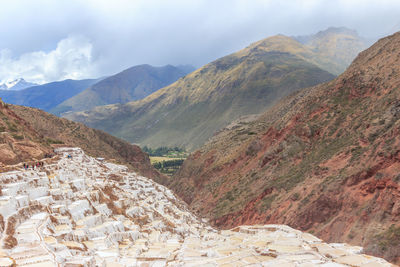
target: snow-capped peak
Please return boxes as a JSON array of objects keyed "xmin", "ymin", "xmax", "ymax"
[
  {"xmin": 0, "ymin": 78, "xmax": 37, "ymax": 91},
  {"xmin": 5, "ymin": 78, "xmax": 24, "ymax": 88}
]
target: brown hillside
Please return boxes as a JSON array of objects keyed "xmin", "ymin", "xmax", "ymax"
[
  {"xmin": 0, "ymin": 98, "xmax": 52, "ymax": 165},
  {"xmin": 1, "ymin": 102, "xmax": 162, "ymax": 181},
  {"xmin": 169, "ymin": 32, "xmax": 400, "ymax": 264}
]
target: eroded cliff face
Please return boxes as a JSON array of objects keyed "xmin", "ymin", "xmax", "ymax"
[
  {"xmin": 0, "ymin": 148, "xmax": 393, "ymax": 266},
  {"xmin": 170, "ymin": 32, "xmax": 400, "ymax": 264}
]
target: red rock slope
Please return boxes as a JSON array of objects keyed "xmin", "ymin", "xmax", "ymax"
[{"xmin": 169, "ymin": 32, "xmax": 400, "ymax": 264}]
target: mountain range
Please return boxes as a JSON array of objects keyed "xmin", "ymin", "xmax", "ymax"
[
  {"xmin": 65, "ymin": 28, "xmax": 367, "ymax": 150},
  {"xmin": 0, "ymin": 78, "xmax": 100, "ymax": 112},
  {"xmin": 0, "ymin": 26, "xmax": 398, "ymax": 265},
  {"xmin": 168, "ymin": 31, "xmax": 400, "ymax": 264},
  {"xmin": 0, "ymin": 64, "xmax": 193, "ymax": 117},
  {"xmin": 0, "ymin": 78, "xmax": 37, "ymax": 91},
  {"xmin": 53, "ymin": 64, "xmax": 194, "ymax": 115},
  {"xmin": 293, "ymin": 27, "xmax": 369, "ymax": 75}
]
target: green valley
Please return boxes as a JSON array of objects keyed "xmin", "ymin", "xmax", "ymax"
[{"xmin": 65, "ymin": 33, "xmax": 346, "ymax": 150}]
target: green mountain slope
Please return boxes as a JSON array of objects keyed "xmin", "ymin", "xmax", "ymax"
[
  {"xmin": 54, "ymin": 64, "xmax": 193, "ymax": 114},
  {"xmin": 66, "ymin": 35, "xmax": 335, "ymax": 150}
]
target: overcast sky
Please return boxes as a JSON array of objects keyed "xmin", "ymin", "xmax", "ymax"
[{"xmin": 0, "ymin": 0, "xmax": 399, "ymax": 84}]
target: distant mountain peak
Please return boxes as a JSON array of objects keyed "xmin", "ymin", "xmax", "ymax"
[
  {"xmin": 293, "ymin": 27, "xmax": 360, "ymax": 45},
  {"xmin": 317, "ymin": 26, "xmax": 359, "ymax": 36},
  {"xmin": 53, "ymin": 64, "xmax": 192, "ymax": 114},
  {"xmin": 176, "ymin": 64, "xmax": 196, "ymax": 74},
  {"xmin": 0, "ymin": 78, "xmax": 37, "ymax": 91}
]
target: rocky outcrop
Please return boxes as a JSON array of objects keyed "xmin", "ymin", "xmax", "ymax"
[
  {"xmin": 169, "ymin": 32, "xmax": 400, "ymax": 264},
  {"xmin": 0, "ymin": 147, "xmax": 393, "ymax": 266}
]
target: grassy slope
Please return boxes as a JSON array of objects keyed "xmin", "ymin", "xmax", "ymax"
[{"xmin": 66, "ymin": 36, "xmax": 335, "ymax": 150}]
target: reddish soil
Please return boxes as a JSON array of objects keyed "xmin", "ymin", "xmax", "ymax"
[{"xmin": 169, "ymin": 32, "xmax": 400, "ymax": 264}]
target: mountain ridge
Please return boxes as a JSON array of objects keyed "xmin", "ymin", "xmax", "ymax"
[
  {"xmin": 0, "ymin": 78, "xmax": 100, "ymax": 112},
  {"xmin": 0, "ymin": 78, "xmax": 37, "ymax": 91},
  {"xmin": 168, "ymin": 31, "xmax": 400, "ymax": 264},
  {"xmin": 65, "ymin": 33, "xmax": 341, "ymax": 150},
  {"xmin": 55, "ymin": 64, "xmax": 194, "ymax": 115},
  {"xmin": 292, "ymin": 27, "xmax": 368, "ymax": 75}
]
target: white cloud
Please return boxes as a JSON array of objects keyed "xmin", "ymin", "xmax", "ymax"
[
  {"xmin": 0, "ymin": 35, "xmax": 98, "ymax": 84},
  {"xmin": 0, "ymin": 0, "xmax": 399, "ymax": 82}
]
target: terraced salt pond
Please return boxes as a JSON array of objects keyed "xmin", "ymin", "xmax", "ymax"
[{"xmin": 0, "ymin": 148, "xmax": 393, "ymax": 266}]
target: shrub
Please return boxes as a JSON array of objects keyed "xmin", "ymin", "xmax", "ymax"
[
  {"xmin": 11, "ymin": 134, "xmax": 24, "ymax": 140},
  {"xmin": 46, "ymin": 138, "xmax": 64, "ymax": 144}
]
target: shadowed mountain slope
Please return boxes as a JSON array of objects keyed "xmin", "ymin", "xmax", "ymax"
[
  {"xmin": 0, "ymin": 78, "xmax": 100, "ymax": 112},
  {"xmin": 65, "ymin": 35, "xmax": 336, "ymax": 150},
  {"xmin": 54, "ymin": 64, "xmax": 193, "ymax": 114},
  {"xmin": 168, "ymin": 32, "xmax": 400, "ymax": 264}
]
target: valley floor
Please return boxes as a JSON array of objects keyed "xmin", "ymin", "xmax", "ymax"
[{"xmin": 0, "ymin": 148, "xmax": 394, "ymax": 266}]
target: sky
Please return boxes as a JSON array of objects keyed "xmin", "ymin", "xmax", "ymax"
[{"xmin": 0, "ymin": 0, "xmax": 399, "ymax": 84}]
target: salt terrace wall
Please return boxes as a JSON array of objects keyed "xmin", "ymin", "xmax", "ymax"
[{"xmin": 0, "ymin": 147, "xmax": 394, "ymax": 266}]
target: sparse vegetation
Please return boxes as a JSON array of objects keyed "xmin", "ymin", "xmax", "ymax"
[
  {"xmin": 366, "ymin": 225, "xmax": 400, "ymax": 263},
  {"xmin": 258, "ymin": 194, "xmax": 276, "ymax": 212},
  {"xmin": 11, "ymin": 134, "xmax": 24, "ymax": 140},
  {"xmin": 291, "ymin": 192, "xmax": 300, "ymax": 201},
  {"xmin": 350, "ymin": 146, "xmax": 366, "ymax": 163},
  {"xmin": 46, "ymin": 138, "xmax": 64, "ymax": 144},
  {"xmin": 300, "ymin": 190, "xmax": 315, "ymax": 206},
  {"xmin": 213, "ymin": 187, "xmax": 243, "ymax": 216},
  {"xmin": 6, "ymin": 121, "xmax": 18, "ymax": 132}
]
